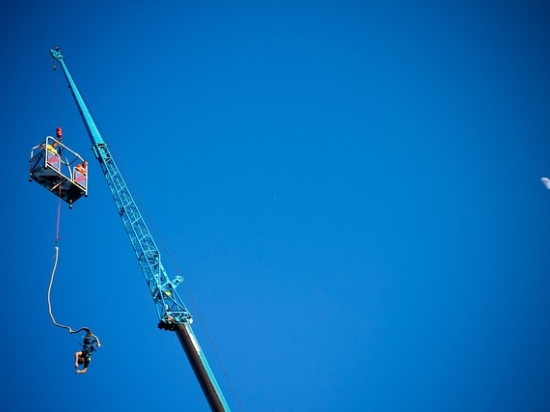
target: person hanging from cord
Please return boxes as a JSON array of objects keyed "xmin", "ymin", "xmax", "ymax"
[{"xmin": 74, "ymin": 329, "xmax": 101, "ymax": 374}]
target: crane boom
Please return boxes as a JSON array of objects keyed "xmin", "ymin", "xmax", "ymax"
[{"xmin": 49, "ymin": 48, "xmax": 231, "ymax": 412}]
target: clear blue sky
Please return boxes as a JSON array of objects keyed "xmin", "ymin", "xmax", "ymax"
[{"xmin": 2, "ymin": 1, "xmax": 550, "ymax": 411}]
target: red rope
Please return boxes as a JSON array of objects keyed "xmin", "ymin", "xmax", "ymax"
[{"xmin": 55, "ymin": 184, "xmax": 62, "ymax": 244}]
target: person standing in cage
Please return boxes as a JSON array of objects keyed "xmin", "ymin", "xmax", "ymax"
[
  {"xmin": 73, "ymin": 160, "xmax": 88, "ymax": 188},
  {"xmin": 46, "ymin": 140, "xmax": 58, "ymax": 154},
  {"xmin": 75, "ymin": 160, "xmax": 87, "ymax": 175},
  {"xmin": 55, "ymin": 127, "xmax": 63, "ymax": 156},
  {"xmin": 74, "ymin": 330, "xmax": 101, "ymax": 374}
]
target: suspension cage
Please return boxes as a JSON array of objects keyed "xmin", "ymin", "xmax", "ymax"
[{"xmin": 29, "ymin": 135, "xmax": 88, "ymax": 206}]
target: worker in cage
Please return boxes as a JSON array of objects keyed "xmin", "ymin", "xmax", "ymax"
[
  {"xmin": 44, "ymin": 138, "xmax": 61, "ymax": 171},
  {"xmin": 75, "ymin": 160, "xmax": 87, "ymax": 174},
  {"xmin": 46, "ymin": 140, "xmax": 58, "ymax": 154},
  {"xmin": 74, "ymin": 330, "xmax": 101, "ymax": 374},
  {"xmin": 73, "ymin": 160, "xmax": 88, "ymax": 188}
]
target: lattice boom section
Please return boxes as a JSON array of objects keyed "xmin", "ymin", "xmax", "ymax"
[{"xmin": 96, "ymin": 143, "xmax": 191, "ymax": 326}]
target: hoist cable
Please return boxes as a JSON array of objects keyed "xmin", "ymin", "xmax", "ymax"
[
  {"xmin": 52, "ymin": 56, "xmax": 60, "ymax": 127},
  {"xmin": 180, "ymin": 281, "xmax": 245, "ymax": 411}
]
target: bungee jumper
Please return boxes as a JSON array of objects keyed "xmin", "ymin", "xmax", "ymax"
[
  {"xmin": 47, "ymin": 236, "xmax": 102, "ymax": 375},
  {"xmin": 74, "ymin": 329, "xmax": 101, "ymax": 374}
]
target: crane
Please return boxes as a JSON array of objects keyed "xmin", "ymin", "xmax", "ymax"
[{"xmin": 49, "ymin": 47, "xmax": 232, "ymax": 412}]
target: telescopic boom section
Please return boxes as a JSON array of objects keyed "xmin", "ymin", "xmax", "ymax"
[{"xmin": 49, "ymin": 48, "xmax": 231, "ymax": 412}]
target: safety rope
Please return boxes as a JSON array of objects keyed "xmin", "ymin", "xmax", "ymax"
[{"xmin": 56, "ymin": 184, "xmax": 62, "ymax": 243}]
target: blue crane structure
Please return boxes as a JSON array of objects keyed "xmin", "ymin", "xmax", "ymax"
[{"xmin": 49, "ymin": 47, "xmax": 231, "ymax": 412}]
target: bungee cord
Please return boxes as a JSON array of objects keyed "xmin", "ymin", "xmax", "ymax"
[{"xmin": 46, "ymin": 245, "xmax": 90, "ymax": 336}]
